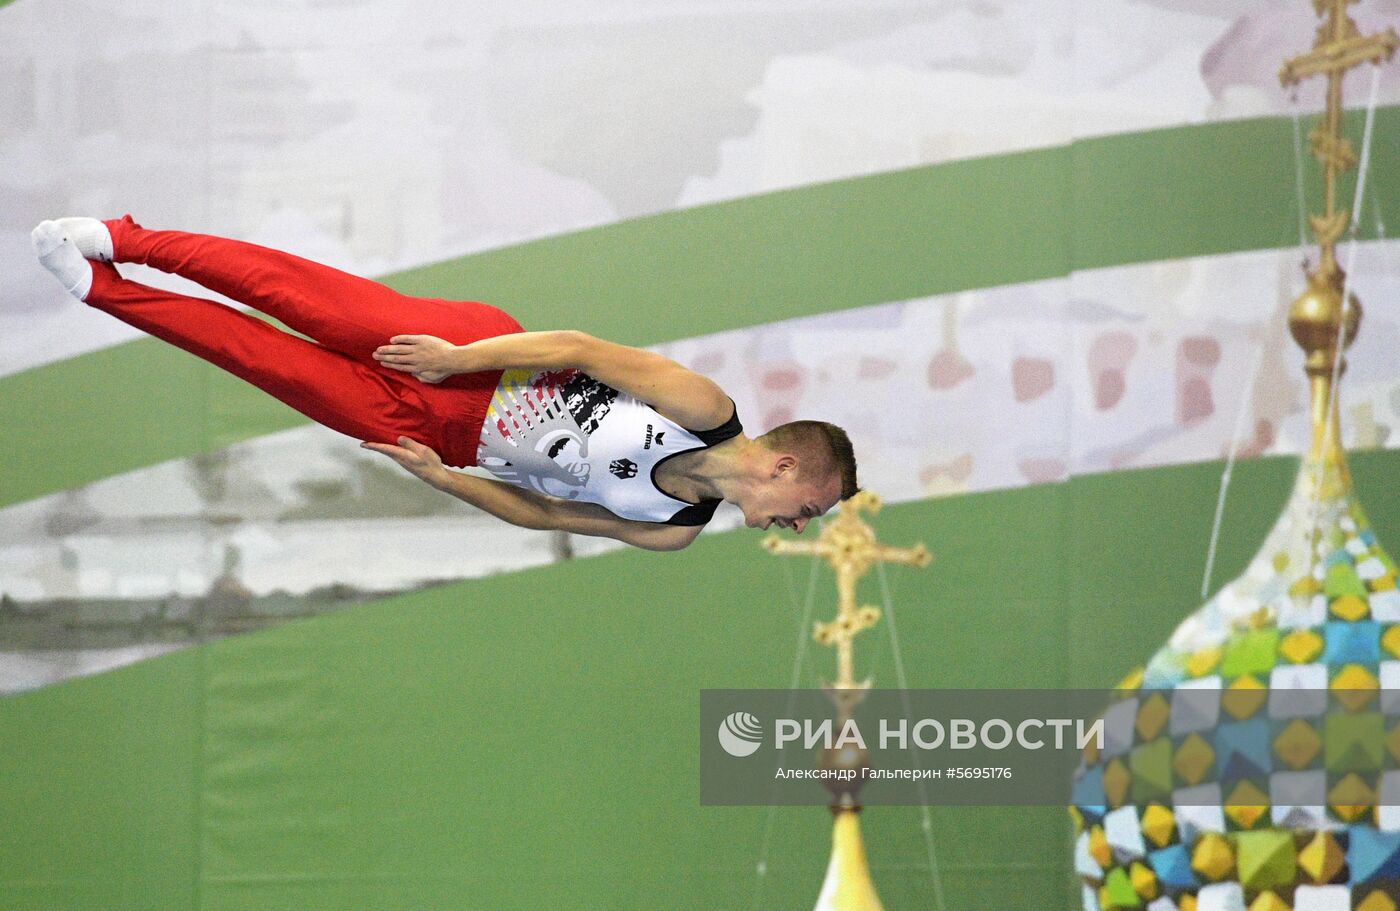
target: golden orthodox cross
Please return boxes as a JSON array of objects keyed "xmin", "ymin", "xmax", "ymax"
[
  {"xmin": 762, "ymin": 490, "xmax": 931, "ymax": 717},
  {"xmin": 1280, "ymin": 0, "xmax": 1397, "ymax": 272}
]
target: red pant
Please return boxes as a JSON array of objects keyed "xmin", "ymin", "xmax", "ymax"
[{"xmin": 86, "ymin": 217, "xmax": 522, "ymax": 468}]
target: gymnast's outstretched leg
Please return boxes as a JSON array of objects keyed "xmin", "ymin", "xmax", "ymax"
[
  {"xmin": 58, "ymin": 214, "xmax": 523, "ymax": 360},
  {"xmin": 31, "ymin": 220, "xmax": 437, "ymax": 446}
]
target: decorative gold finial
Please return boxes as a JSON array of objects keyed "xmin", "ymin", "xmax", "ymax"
[
  {"xmin": 763, "ymin": 490, "xmax": 931, "ymax": 911},
  {"xmin": 1278, "ymin": 0, "xmax": 1396, "ymax": 482}
]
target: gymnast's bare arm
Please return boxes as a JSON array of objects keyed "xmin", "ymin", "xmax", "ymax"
[
  {"xmin": 372, "ymin": 330, "xmax": 732, "ymax": 430},
  {"xmin": 360, "ymin": 437, "xmax": 702, "ymax": 552}
]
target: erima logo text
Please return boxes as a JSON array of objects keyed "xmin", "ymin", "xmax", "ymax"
[{"xmin": 644, "ymin": 425, "xmax": 665, "ymax": 449}]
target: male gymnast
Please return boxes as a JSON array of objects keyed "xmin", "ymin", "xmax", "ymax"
[{"xmin": 32, "ymin": 217, "xmax": 858, "ymax": 551}]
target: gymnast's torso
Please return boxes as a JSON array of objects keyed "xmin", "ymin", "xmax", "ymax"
[{"xmin": 474, "ymin": 368, "xmax": 741, "ymax": 525}]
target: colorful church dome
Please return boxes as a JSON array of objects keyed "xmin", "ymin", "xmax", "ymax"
[
  {"xmin": 1070, "ymin": 4, "xmax": 1397, "ymax": 908},
  {"xmin": 1071, "ymin": 457, "xmax": 1400, "ymax": 911}
]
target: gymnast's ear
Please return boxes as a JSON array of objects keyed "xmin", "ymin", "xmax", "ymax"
[{"xmin": 771, "ymin": 454, "xmax": 798, "ymax": 477}]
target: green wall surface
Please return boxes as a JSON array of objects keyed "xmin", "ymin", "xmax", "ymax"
[
  {"xmin": 3, "ymin": 107, "xmax": 1397, "ymax": 509},
  {"xmin": 5, "ymin": 450, "xmax": 1398, "ymax": 910},
  {"xmin": 6, "ymin": 87, "xmax": 1400, "ymax": 910}
]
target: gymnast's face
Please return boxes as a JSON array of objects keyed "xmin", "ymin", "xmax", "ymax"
[{"xmin": 740, "ymin": 456, "xmax": 842, "ymax": 534}]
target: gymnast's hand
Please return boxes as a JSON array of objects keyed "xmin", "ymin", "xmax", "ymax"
[
  {"xmin": 373, "ymin": 334, "xmax": 457, "ymax": 384},
  {"xmin": 360, "ymin": 436, "xmax": 450, "ymax": 488}
]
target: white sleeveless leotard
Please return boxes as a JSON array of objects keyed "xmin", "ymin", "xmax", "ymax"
[{"xmin": 475, "ymin": 368, "xmax": 742, "ymax": 525}]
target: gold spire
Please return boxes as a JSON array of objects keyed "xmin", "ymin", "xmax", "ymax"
[
  {"xmin": 813, "ymin": 811, "xmax": 886, "ymax": 911},
  {"xmin": 1279, "ymin": 0, "xmax": 1397, "ymax": 488},
  {"xmin": 764, "ymin": 490, "xmax": 932, "ymax": 911}
]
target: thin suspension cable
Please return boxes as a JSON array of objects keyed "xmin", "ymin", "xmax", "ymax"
[
  {"xmin": 1291, "ymin": 91, "xmax": 1311, "ymax": 261},
  {"xmin": 1352, "ymin": 65, "xmax": 1383, "ymax": 237},
  {"xmin": 1200, "ymin": 339, "xmax": 1267, "ymax": 599},
  {"xmin": 1197, "ymin": 90, "xmax": 1315, "ymax": 598},
  {"xmin": 752, "ymin": 539, "xmax": 822, "ymax": 911},
  {"xmin": 874, "ymin": 560, "xmax": 946, "ymax": 911},
  {"xmin": 784, "ymin": 554, "xmax": 822, "ymax": 691},
  {"xmin": 778, "ymin": 549, "xmax": 817, "ymax": 631}
]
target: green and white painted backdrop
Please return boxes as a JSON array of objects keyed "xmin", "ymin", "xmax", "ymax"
[{"xmin": 2, "ymin": 0, "xmax": 1399, "ymax": 908}]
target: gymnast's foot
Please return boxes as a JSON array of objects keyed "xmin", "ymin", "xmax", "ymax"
[
  {"xmin": 32, "ymin": 220, "xmax": 94, "ymax": 301},
  {"xmin": 54, "ymin": 216, "xmax": 114, "ymax": 262}
]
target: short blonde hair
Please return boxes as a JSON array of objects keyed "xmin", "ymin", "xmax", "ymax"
[{"xmin": 757, "ymin": 421, "xmax": 859, "ymax": 500}]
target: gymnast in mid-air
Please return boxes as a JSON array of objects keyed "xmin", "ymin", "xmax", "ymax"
[{"xmin": 32, "ymin": 217, "xmax": 858, "ymax": 551}]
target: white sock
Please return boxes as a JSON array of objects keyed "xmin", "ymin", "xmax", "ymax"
[
  {"xmin": 32, "ymin": 220, "xmax": 94, "ymax": 301},
  {"xmin": 54, "ymin": 216, "xmax": 114, "ymax": 262}
]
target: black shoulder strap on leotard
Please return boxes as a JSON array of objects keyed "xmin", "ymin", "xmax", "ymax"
[
  {"xmin": 665, "ymin": 400, "xmax": 743, "ymax": 526},
  {"xmin": 684, "ymin": 399, "xmax": 742, "ymax": 445}
]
